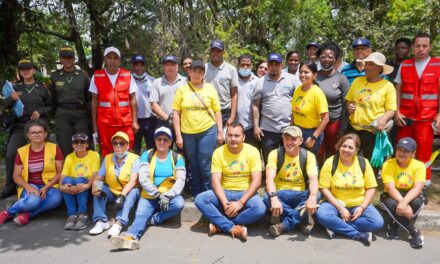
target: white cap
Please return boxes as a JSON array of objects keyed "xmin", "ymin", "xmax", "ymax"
[
  {"xmin": 154, "ymin": 126, "xmax": 173, "ymax": 139},
  {"xmin": 104, "ymin": 47, "xmax": 121, "ymax": 58}
]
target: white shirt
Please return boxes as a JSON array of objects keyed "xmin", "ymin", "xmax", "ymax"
[{"xmin": 89, "ymin": 69, "xmax": 138, "ymax": 94}]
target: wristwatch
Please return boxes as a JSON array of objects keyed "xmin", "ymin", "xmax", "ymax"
[
  {"xmin": 269, "ymin": 192, "xmax": 278, "ymax": 198},
  {"xmin": 310, "ymin": 134, "xmax": 317, "ymax": 140}
]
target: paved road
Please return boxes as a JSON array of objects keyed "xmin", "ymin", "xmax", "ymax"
[{"xmin": 1, "ymin": 210, "xmax": 439, "ymax": 264}]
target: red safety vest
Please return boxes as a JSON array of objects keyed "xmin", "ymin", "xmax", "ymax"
[
  {"xmin": 399, "ymin": 57, "xmax": 440, "ymax": 121},
  {"xmin": 94, "ymin": 68, "xmax": 133, "ymax": 125}
]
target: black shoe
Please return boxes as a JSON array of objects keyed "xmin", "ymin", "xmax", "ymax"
[
  {"xmin": 1, "ymin": 186, "xmax": 16, "ymax": 199},
  {"xmin": 409, "ymin": 230, "xmax": 424, "ymax": 249},
  {"xmin": 354, "ymin": 232, "xmax": 372, "ymax": 246},
  {"xmin": 386, "ymin": 223, "xmax": 399, "ymax": 239}
]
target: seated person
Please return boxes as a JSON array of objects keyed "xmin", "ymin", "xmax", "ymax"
[
  {"xmin": 195, "ymin": 123, "xmax": 266, "ymax": 241},
  {"xmin": 380, "ymin": 137, "xmax": 426, "ymax": 249},
  {"xmin": 0, "ymin": 119, "xmax": 63, "ymax": 226},
  {"xmin": 316, "ymin": 133, "xmax": 383, "ymax": 246},
  {"xmin": 265, "ymin": 126, "xmax": 320, "ymax": 237},
  {"xmin": 89, "ymin": 132, "xmax": 140, "ymax": 237},
  {"xmin": 110, "ymin": 127, "xmax": 186, "ymax": 250},
  {"xmin": 60, "ymin": 133, "xmax": 100, "ymax": 230}
]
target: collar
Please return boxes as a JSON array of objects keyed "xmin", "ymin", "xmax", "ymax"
[
  {"xmin": 239, "ymin": 73, "xmax": 256, "ymax": 83},
  {"xmin": 266, "ymin": 72, "xmax": 286, "ymax": 83},
  {"xmin": 208, "ymin": 61, "xmax": 226, "ymax": 70},
  {"xmin": 161, "ymin": 74, "xmax": 183, "ymax": 85}
]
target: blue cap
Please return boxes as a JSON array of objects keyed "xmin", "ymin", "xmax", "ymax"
[
  {"xmin": 267, "ymin": 53, "xmax": 283, "ymax": 63},
  {"xmin": 306, "ymin": 42, "xmax": 320, "ymax": 49},
  {"xmin": 210, "ymin": 39, "xmax": 225, "ymax": 51},
  {"xmin": 162, "ymin": 55, "xmax": 178, "ymax": 64},
  {"xmin": 131, "ymin": 54, "xmax": 145, "ymax": 64},
  {"xmin": 352, "ymin": 37, "xmax": 371, "ymax": 48},
  {"xmin": 396, "ymin": 137, "xmax": 417, "ymax": 152}
]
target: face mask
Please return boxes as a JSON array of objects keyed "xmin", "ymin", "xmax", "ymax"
[
  {"xmin": 238, "ymin": 68, "xmax": 252, "ymax": 77},
  {"xmin": 321, "ymin": 65, "xmax": 334, "ymax": 71},
  {"xmin": 115, "ymin": 151, "xmax": 128, "ymax": 159},
  {"xmin": 132, "ymin": 72, "xmax": 147, "ymax": 79}
]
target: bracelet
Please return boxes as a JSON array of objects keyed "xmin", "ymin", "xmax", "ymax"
[{"xmin": 359, "ymin": 205, "xmax": 366, "ymax": 210}]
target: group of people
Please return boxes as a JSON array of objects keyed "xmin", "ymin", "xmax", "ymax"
[{"xmin": 0, "ymin": 32, "xmax": 438, "ymax": 250}]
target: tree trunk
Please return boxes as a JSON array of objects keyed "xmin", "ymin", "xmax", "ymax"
[{"xmin": 0, "ymin": 0, "xmax": 22, "ymax": 80}]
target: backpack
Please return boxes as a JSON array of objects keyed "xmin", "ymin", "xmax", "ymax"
[
  {"xmin": 331, "ymin": 153, "xmax": 366, "ymax": 176},
  {"xmin": 276, "ymin": 146, "xmax": 309, "ymax": 183}
]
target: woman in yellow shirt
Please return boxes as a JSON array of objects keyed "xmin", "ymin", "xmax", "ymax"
[
  {"xmin": 345, "ymin": 52, "xmax": 396, "ymax": 160},
  {"xmin": 380, "ymin": 137, "xmax": 425, "ymax": 249},
  {"xmin": 173, "ymin": 60, "xmax": 224, "ymax": 197},
  {"xmin": 291, "ymin": 61, "xmax": 329, "ymax": 155},
  {"xmin": 316, "ymin": 133, "xmax": 383, "ymax": 246}
]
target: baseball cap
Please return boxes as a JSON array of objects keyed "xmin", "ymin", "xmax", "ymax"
[
  {"xmin": 396, "ymin": 137, "xmax": 417, "ymax": 152},
  {"xmin": 267, "ymin": 53, "xmax": 283, "ymax": 63},
  {"xmin": 306, "ymin": 42, "xmax": 320, "ymax": 49},
  {"xmin": 189, "ymin": 59, "xmax": 205, "ymax": 71},
  {"xmin": 210, "ymin": 39, "xmax": 225, "ymax": 51},
  {"xmin": 104, "ymin": 46, "xmax": 121, "ymax": 57},
  {"xmin": 352, "ymin": 37, "xmax": 371, "ymax": 48},
  {"xmin": 72, "ymin": 132, "xmax": 88, "ymax": 142},
  {"xmin": 283, "ymin": 126, "xmax": 303, "ymax": 138},
  {"xmin": 162, "ymin": 55, "xmax": 178, "ymax": 64},
  {"xmin": 18, "ymin": 58, "xmax": 34, "ymax": 70},
  {"xmin": 111, "ymin": 131, "xmax": 129, "ymax": 143},
  {"xmin": 131, "ymin": 54, "xmax": 145, "ymax": 64},
  {"xmin": 154, "ymin": 127, "xmax": 173, "ymax": 139},
  {"xmin": 59, "ymin": 46, "xmax": 75, "ymax": 58}
]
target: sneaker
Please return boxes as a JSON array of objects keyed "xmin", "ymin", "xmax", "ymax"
[
  {"xmin": 385, "ymin": 224, "xmax": 399, "ymax": 239},
  {"xmin": 107, "ymin": 223, "xmax": 123, "ymax": 237},
  {"xmin": 270, "ymin": 214, "xmax": 281, "ymax": 225},
  {"xmin": 64, "ymin": 215, "xmax": 77, "ymax": 230},
  {"xmin": 13, "ymin": 212, "xmax": 30, "ymax": 227},
  {"xmin": 325, "ymin": 228, "xmax": 335, "ymax": 239},
  {"xmin": 208, "ymin": 223, "xmax": 221, "ymax": 236},
  {"xmin": 269, "ymin": 223, "xmax": 285, "ymax": 237},
  {"xmin": 409, "ymin": 230, "xmax": 424, "ymax": 249},
  {"xmin": 354, "ymin": 232, "xmax": 372, "ymax": 246},
  {"xmin": 74, "ymin": 213, "xmax": 89, "ymax": 230},
  {"xmin": 89, "ymin": 221, "xmax": 110, "ymax": 235},
  {"xmin": 110, "ymin": 235, "xmax": 140, "ymax": 250},
  {"xmin": 0, "ymin": 210, "xmax": 11, "ymax": 224},
  {"xmin": 297, "ymin": 215, "xmax": 315, "ymax": 236},
  {"xmin": 230, "ymin": 225, "xmax": 247, "ymax": 241}
]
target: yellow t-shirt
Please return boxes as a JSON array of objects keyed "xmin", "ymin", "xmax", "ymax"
[
  {"xmin": 61, "ymin": 150, "xmax": 101, "ymax": 179},
  {"xmin": 319, "ymin": 155, "xmax": 377, "ymax": 207},
  {"xmin": 382, "ymin": 158, "xmax": 426, "ymax": 191},
  {"xmin": 291, "ymin": 84, "xmax": 329, "ymax": 129},
  {"xmin": 172, "ymin": 83, "xmax": 221, "ymax": 134},
  {"xmin": 266, "ymin": 148, "xmax": 318, "ymax": 191},
  {"xmin": 211, "ymin": 143, "xmax": 262, "ymax": 191},
  {"xmin": 345, "ymin": 77, "xmax": 396, "ymax": 131}
]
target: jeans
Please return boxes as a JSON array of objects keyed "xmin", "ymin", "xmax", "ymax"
[
  {"xmin": 7, "ymin": 184, "xmax": 62, "ymax": 218},
  {"xmin": 263, "ymin": 190, "xmax": 321, "ymax": 231},
  {"xmin": 195, "ymin": 190, "xmax": 266, "ymax": 233},
  {"xmin": 92, "ymin": 184, "xmax": 140, "ymax": 226},
  {"xmin": 182, "ymin": 125, "xmax": 217, "ymax": 196},
  {"xmin": 126, "ymin": 195, "xmax": 184, "ymax": 240},
  {"xmin": 316, "ymin": 202, "xmax": 384, "ymax": 238},
  {"xmin": 62, "ymin": 177, "xmax": 89, "ymax": 216},
  {"xmin": 299, "ymin": 127, "xmax": 324, "ymax": 156},
  {"xmin": 261, "ymin": 130, "xmax": 283, "ymax": 164},
  {"xmin": 134, "ymin": 117, "xmax": 157, "ymax": 155}
]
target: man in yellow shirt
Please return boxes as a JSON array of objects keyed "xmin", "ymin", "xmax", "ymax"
[
  {"xmin": 265, "ymin": 126, "xmax": 320, "ymax": 237},
  {"xmin": 194, "ymin": 123, "xmax": 265, "ymax": 241}
]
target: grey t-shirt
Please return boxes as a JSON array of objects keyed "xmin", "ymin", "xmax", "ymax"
[
  {"xmin": 252, "ymin": 72, "xmax": 301, "ymax": 133},
  {"xmin": 149, "ymin": 74, "xmax": 187, "ymax": 116},
  {"xmin": 134, "ymin": 74, "xmax": 155, "ymax": 118},
  {"xmin": 237, "ymin": 74, "xmax": 259, "ymax": 130},
  {"xmin": 316, "ymin": 71, "xmax": 350, "ymax": 121},
  {"xmin": 205, "ymin": 61, "xmax": 239, "ymax": 110},
  {"xmin": 394, "ymin": 56, "xmax": 431, "ymax": 84}
]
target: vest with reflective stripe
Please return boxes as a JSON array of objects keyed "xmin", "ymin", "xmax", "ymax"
[
  {"xmin": 17, "ymin": 142, "xmax": 60, "ymax": 198},
  {"xmin": 104, "ymin": 152, "xmax": 139, "ymax": 195},
  {"xmin": 400, "ymin": 57, "xmax": 440, "ymax": 120},
  {"xmin": 94, "ymin": 68, "xmax": 133, "ymax": 125}
]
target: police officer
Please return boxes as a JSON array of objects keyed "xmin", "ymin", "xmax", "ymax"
[{"xmin": 50, "ymin": 46, "xmax": 91, "ymax": 156}]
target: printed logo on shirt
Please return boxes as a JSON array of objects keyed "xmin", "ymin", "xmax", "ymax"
[
  {"xmin": 332, "ymin": 82, "xmax": 339, "ymax": 89},
  {"xmin": 280, "ymin": 162, "xmax": 302, "ymax": 183},
  {"xmin": 74, "ymin": 163, "xmax": 90, "ymax": 178},
  {"xmin": 219, "ymin": 77, "xmax": 230, "ymax": 85},
  {"xmin": 225, "ymin": 160, "xmax": 249, "ymax": 178},
  {"xmin": 396, "ymin": 171, "xmax": 413, "ymax": 188}
]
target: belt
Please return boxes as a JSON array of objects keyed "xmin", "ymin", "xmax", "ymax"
[{"xmin": 58, "ymin": 103, "xmax": 85, "ymax": 110}]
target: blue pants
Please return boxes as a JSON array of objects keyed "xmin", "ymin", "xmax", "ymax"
[
  {"xmin": 195, "ymin": 190, "xmax": 266, "ymax": 233},
  {"xmin": 7, "ymin": 184, "xmax": 62, "ymax": 218},
  {"xmin": 62, "ymin": 177, "xmax": 89, "ymax": 216},
  {"xmin": 92, "ymin": 184, "xmax": 140, "ymax": 226},
  {"xmin": 126, "ymin": 195, "xmax": 184, "ymax": 240},
  {"xmin": 182, "ymin": 125, "xmax": 217, "ymax": 196},
  {"xmin": 264, "ymin": 190, "xmax": 321, "ymax": 231},
  {"xmin": 299, "ymin": 127, "xmax": 324, "ymax": 156},
  {"xmin": 316, "ymin": 202, "xmax": 384, "ymax": 238}
]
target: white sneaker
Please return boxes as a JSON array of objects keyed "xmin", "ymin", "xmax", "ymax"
[
  {"xmin": 107, "ymin": 223, "xmax": 122, "ymax": 237},
  {"xmin": 89, "ymin": 221, "xmax": 110, "ymax": 235},
  {"xmin": 326, "ymin": 228, "xmax": 335, "ymax": 239}
]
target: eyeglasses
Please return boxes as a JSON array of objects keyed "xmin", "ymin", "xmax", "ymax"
[
  {"xmin": 73, "ymin": 140, "xmax": 87, "ymax": 145},
  {"xmin": 112, "ymin": 141, "xmax": 127, "ymax": 147},
  {"xmin": 155, "ymin": 138, "xmax": 170, "ymax": 143},
  {"xmin": 29, "ymin": 131, "xmax": 44, "ymax": 136}
]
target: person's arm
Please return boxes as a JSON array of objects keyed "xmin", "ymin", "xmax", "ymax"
[
  {"xmin": 13, "ymin": 164, "xmax": 39, "ymax": 195},
  {"xmin": 138, "ymin": 161, "xmax": 160, "ymax": 198},
  {"xmin": 265, "ymin": 167, "xmax": 283, "ymax": 216},
  {"xmin": 40, "ymin": 159, "xmax": 63, "ymax": 199},
  {"xmin": 211, "ymin": 171, "xmax": 228, "ymax": 209},
  {"xmin": 129, "ymin": 93, "xmax": 139, "ymax": 134},
  {"xmin": 173, "ymin": 110, "xmax": 183, "ymax": 149},
  {"xmin": 151, "ymin": 102, "xmax": 170, "ymax": 121},
  {"xmin": 376, "ymin": 110, "xmax": 396, "ymax": 131},
  {"xmin": 226, "ymin": 171, "xmax": 261, "ymax": 217},
  {"xmin": 215, "ymin": 111, "xmax": 224, "ymax": 145},
  {"xmin": 305, "ymin": 112, "xmax": 329, "ymax": 149},
  {"xmin": 305, "ymin": 173, "xmax": 319, "ymax": 215},
  {"xmin": 91, "ymin": 93, "xmax": 98, "ymax": 133},
  {"xmin": 252, "ymin": 99, "xmax": 264, "ymax": 141},
  {"xmin": 351, "ymin": 188, "xmax": 375, "ymax": 221},
  {"xmin": 227, "ymin": 86, "xmax": 238, "ymax": 126},
  {"xmin": 164, "ymin": 168, "xmax": 186, "ymax": 197}
]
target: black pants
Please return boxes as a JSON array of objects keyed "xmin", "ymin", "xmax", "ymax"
[
  {"xmin": 4, "ymin": 126, "xmax": 27, "ymax": 191},
  {"xmin": 244, "ymin": 127, "xmax": 261, "ymax": 151},
  {"xmin": 380, "ymin": 192, "xmax": 425, "ymax": 234},
  {"xmin": 55, "ymin": 108, "xmax": 91, "ymax": 156},
  {"xmin": 346, "ymin": 124, "xmax": 375, "ymax": 160},
  {"xmin": 134, "ymin": 116, "xmax": 157, "ymax": 155},
  {"xmin": 261, "ymin": 130, "xmax": 283, "ymax": 165}
]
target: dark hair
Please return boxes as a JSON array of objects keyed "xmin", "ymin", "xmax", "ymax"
[
  {"xmin": 299, "ymin": 61, "xmax": 318, "ymax": 74},
  {"xmin": 238, "ymin": 54, "xmax": 253, "ymax": 64},
  {"xmin": 226, "ymin": 122, "xmax": 244, "ymax": 134},
  {"xmin": 181, "ymin": 56, "xmax": 193, "ymax": 65},
  {"xmin": 335, "ymin": 133, "xmax": 361, "ymax": 152},
  {"xmin": 285, "ymin": 50, "xmax": 300, "ymax": 61},
  {"xmin": 413, "ymin": 33, "xmax": 432, "ymax": 44},
  {"xmin": 395, "ymin": 37, "xmax": 412, "ymax": 48},
  {"xmin": 317, "ymin": 41, "xmax": 342, "ymax": 59},
  {"xmin": 24, "ymin": 119, "xmax": 49, "ymax": 137}
]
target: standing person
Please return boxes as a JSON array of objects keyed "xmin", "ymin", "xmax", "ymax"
[
  {"xmin": 387, "ymin": 38, "xmax": 411, "ymax": 83},
  {"xmin": 172, "ymin": 60, "xmax": 224, "ymax": 197},
  {"xmin": 256, "ymin": 61, "xmax": 268, "ymax": 78},
  {"xmin": 236, "ymin": 54, "xmax": 260, "ymax": 149},
  {"xmin": 1, "ymin": 59, "xmax": 53, "ymax": 199},
  {"xmin": 291, "ymin": 61, "xmax": 329, "ymax": 156},
  {"xmin": 195, "ymin": 123, "xmax": 265, "ymax": 241},
  {"xmin": 131, "ymin": 54, "xmax": 156, "ymax": 154},
  {"xmin": 181, "ymin": 56, "xmax": 193, "ymax": 77},
  {"xmin": 341, "ymin": 37, "xmax": 372, "ymax": 85},
  {"xmin": 50, "ymin": 45, "xmax": 91, "ymax": 157},
  {"xmin": 252, "ymin": 53, "xmax": 301, "ymax": 163},
  {"xmin": 205, "ymin": 39, "xmax": 239, "ymax": 126},
  {"xmin": 283, "ymin": 51, "xmax": 301, "ymax": 77},
  {"xmin": 316, "ymin": 42, "xmax": 350, "ymax": 159},
  {"xmin": 89, "ymin": 47, "xmax": 139, "ymax": 156},
  {"xmin": 380, "ymin": 137, "xmax": 426, "ymax": 249},
  {"xmin": 0, "ymin": 120, "xmax": 63, "ymax": 226},
  {"xmin": 305, "ymin": 42, "xmax": 320, "ymax": 64}
]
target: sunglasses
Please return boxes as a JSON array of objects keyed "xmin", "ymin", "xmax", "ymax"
[
  {"xmin": 73, "ymin": 140, "xmax": 87, "ymax": 145},
  {"xmin": 155, "ymin": 137, "xmax": 170, "ymax": 143},
  {"xmin": 112, "ymin": 141, "xmax": 127, "ymax": 147}
]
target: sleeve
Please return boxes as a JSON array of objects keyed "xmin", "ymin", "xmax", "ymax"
[
  {"xmin": 88, "ymin": 76, "xmax": 98, "ymax": 94},
  {"xmin": 15, "ymin": 153, "xmax": 23, "ymax": 165},
  {"xmin": 363, "ymin": 159, "xmax": 378, "ymax": 188},
  {"xmin": 149, "ymin": 80, "xmax": 160, "ymax": 103},
  {"xmin": 249, "ymin": 147, "xmax": 263, "ymax": 172},
  {"xmin": 55, "ymin": 145, "xmax": 64, "ymax": 160},
  {"xmin": 317, "ymin": 89, "xmax": 329, "ymax": 114},
  {"xmin": 83, "ymin": 72, "xmax": 91, "ymax": 105},
  {"xmin": 210, "ymin": 87, "xmax": 221, "ymax": 113},
  {"xmin": 172, "ymin": 86, "xmax": 183, "ymax": 111},
  {"xmin": 211, "ymin": 148, "xmax": 223, "ymax": 173},
  {"xmin": 345, "ymin": 79, "xmax": 357, "ymax": 102},
  {"xmin": 61, "ymin": 155, "xmax": 72, "ymax": 176},
  {"xmin": 305, "ymin": 152, "xmax": 319, "ymax": 176},
  {"xmin": 340, "ymin": 75, "xmax": 350, "ymax": 131},
  {"xmin": 266, "ymin": 149, "xmax": 278, "ymax": 170},
  {"xmin": 252, "ymin": 79, "xmax": 263, "ymax": 101},
  {"xmin": 92, "ymin": 152, "xmax": 101, "ymax": 173},
  {"xmin": 175, "ymin": 155, "xmax": 186, "ymax": 169},
  {"xmin": 37, "ymin": 86, "xmax": 54, "ymax": 116},
  {"xmin": 138, "ymin": 161, "xmax": 159, "ymax": 197},
  {"xmin": 394, "ymin": 64, "xmax": 402, "ymax": 84},
  {"xmin": 381, "ymin": 160, "xmax": 395, "ymax": 184},
  {"xmin": 292, "ymin": 75, "xmax": 301, "ymax": 90},
  {"xmin": 130, "ymin": 158, "xmax": 140, "ymax": 175},
  {"xmin": 319, "ymin": 157, "xmax": 333, "ymax": 189},
  {"xmin": 413, "ymin": 160, "xmax": 427, "ymax": 183},
  {"xmin": 49, "ymin": 73, "xmax": 58, "ymax": 110},
  {"xmin": 129, "ymin": 76, "xmax": 138, "ymax": 94},
  {"xmin": 166, "ymin": 156, "xmax": 187, "ymax": 197},
  {"xmin": 230, "ymin": 67, "xmax": 239, "ymax": 88},
  {"xmin": 384, "ymin": 82, "xmax": 397, "ymax": 111},
  {"xmin": 98, "ymin": 157, "xmax": 106, "ymax": 177}
]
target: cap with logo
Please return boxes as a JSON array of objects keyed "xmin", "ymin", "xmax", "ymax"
[
  {"xmin": 267, "ymin": 53, "xmax": 283, "ymax": 63},
  {"xmin": 210, "ymin": 39, "xmax": 225, "ymax": 51},
  {"xmin": 306, "ymin": 42, "xmax": 320, "ymax": 49},
  {"xmin": 131, "ymin": 54, "xmax": 145, "ymax": 64},
  {"xmin": 352, "ymin": 37, "xmax": 371, "ymax": 48},
  {"xmin": 396, "ymin": 137, "xmax": 417, "ymax": 152},
  {"xmin": 162, "ymin": 55, "xmax": 178, "ymax": 64},
  {"xmin": 72, "ymin": 132, "xmax": 88, "ymax": 142},
  {"xmin": 18, "ymin": 58, "xmax": 34, "ymax": 70},
  {"xmin": 59, "ymin": 46, "xmax": 75, "ymax": 58},
  {"xmin": 154, "ymin": 126, "xmax": 173, "ymax": 139}
]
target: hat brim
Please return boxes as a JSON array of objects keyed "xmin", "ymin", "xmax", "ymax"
[
  {"xmin": 155, "ymin": 131, "xmax": 172, "ymax": 139},
  {"xmin": 357, "ymin": 59, "xmax": 394, "ymax": 75},
  {"xmin": 18, "ymin": 63, "xmax": 34, "ymax": 70}
]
